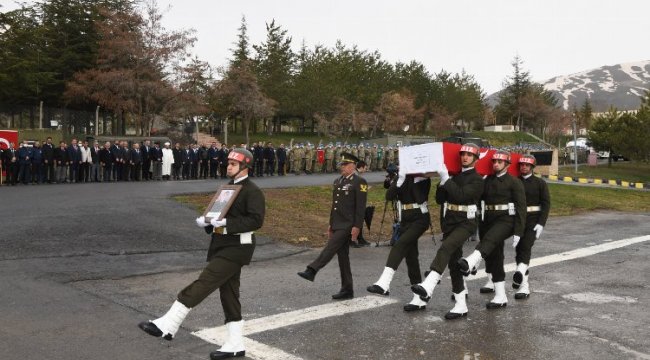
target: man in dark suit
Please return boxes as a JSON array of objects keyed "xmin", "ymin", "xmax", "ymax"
[
  {"xmin": 217, "ymin": 144, "xmax": 228, "ymax": 179},
  {"xmin": 208, "ymin": 142, "xmax": 219, "ymax": 179},
  {"xmin": 139, "ymin": 148, "xmax": 265, "ymax": 360},
  {"xmin": 66, "ymin": 138, "xmax": 81, "ymax": 183},
  {"xmin": 30, "ymin": 141, "xmax": 43, "ymax": 184},
  {"xmin": 298, "ymin": 152, "xmax": 368, "ymax": 300},
  {"xmin": 42, "ymin": 137, "xmax": 55, "ymax": 183},
  {"xmin": 17, "ymin": 141, "xmax": 32, "ymax": 185},
  {"xmin": 130, "ymin": 143, "xmax": 143, "ymax": 181},
  {"xmin": 110, "ymin": 140, "xmax": 122, "ymax": 181},
  {"xmin": 141, "ymin": 139, "xmax": 152, "ymax": 180},
  {"xmin": 3, "ymin": 143, "xmax": 17, "ymax": 185},
  {"xmin": 98, "ymin": 141, "xmax": 113, "ymax": 182},
  {"xmin": 172, "ymin": 143, "xmax": 183, "ymax": 180},
  {"xmin": 276, "ymin": 144, "xmax": 287, "ymax": 176},
  {"xmin": 90, "ymin": 141, "xmax": 101, "ymax": 182},
  {"xmin": 53, "ymin": 141, "xmax": 68, "ymax": 183},
  {"xmin": 263, "ymin": 142, "xmax": 275, "ymax": 176},
  {"xmin": 198, "ymin": 143, "xmax": 209, "ymax": 179},
  {"xmin": 181, "ymin": 144, "xmax": 191, "ymax": 180}
]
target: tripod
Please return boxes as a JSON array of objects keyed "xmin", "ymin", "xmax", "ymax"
[{"xmin": 375, "ymin": 199, "xmax": 399, "ymax": 247}]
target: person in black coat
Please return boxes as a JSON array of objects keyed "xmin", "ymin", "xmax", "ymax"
[
  {"xmin": 17, "ymin": 141, "xmax": 33, "ymax": 185},
  {"xmin": 31, "ymin": 141, "xmax": 43, "ymax": 184},
  {"xmin": 53, "ymin": 142, "xmax": 68, "ymax": 184},
  {"xmin": 98, "ymin": 142, "xmax": 113, "ymax": 182},
  {"xmin": 208, "ymin": 142, "xmax": 219, "ymax": 178},
  {"xmin": 199, "ymin": 144, "xmax": 209, "ymax": 179},
  {"xmin": 3, "ymin": 143, "xmax": 18, "ymax": 185},
  {"xmin": 263, "ymin": 142, "xmax": 275, "ymax": 176},
  {"xmin": 90, "ymin": 141, "xmax": 101, "ymax": 182},
  {"xmin": 181, "ymin": 145, "xmax": 191, "ymax": 180},
  {"xmin": 66, "ymin": 138, "xmax": 82, "ymax": 183},
  {"xmin": 110, "ymin": 140, "xmax": 122, "ymax": 181},
  {"xmin": 217, "ymin": 144, "xmax": 228, "ymax": 179},
  {"xmin": 172, "ymin": 143, "xmax": 183, "ymax": 180},
  {"xmin": 141, "ymin": 139, "xmax": 152, "ymax": 180},
  {"xmin": 139, "ymin": 148, "xmax": 265, "ymax": 360},
  {"xmin": 276, "ymin": 144, "xmax": 287, "ymax": 176},
  {"xmin": 130, "ymin": 143, "xmax": 143, "ymax": 181},
  {"xmin": 42, "ymin": 137, "xmax": 55, "ymax": 183}
]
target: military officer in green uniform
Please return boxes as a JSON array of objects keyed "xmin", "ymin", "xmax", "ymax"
[
  {"xmin": 410, "ymin": 144, "xmax": 484, "ymax": 319},
  {"xmin": 458, "ymin": 150, "xmax": 526, "ymax": 309},
  {"xmin": 139, "ymin": 148, "xmax": 265, "ymax": 360},
  {"xmin": 513, "ymin": 154, "xmax": 550, "ymax": 299},
  {"xmin": 298, "ymin": 152, "xmax": 368, "ymax": 300}
]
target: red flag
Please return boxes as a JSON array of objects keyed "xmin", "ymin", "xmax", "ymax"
[
  {"xmin": 0, "ymin": 130, "xmax": 18, "ymax": 150},
  {"xmin": 442, "ymin": 142, "xmax": 520, "ymax": 177},
  {"xmin": 317, "ymin": 149, "xmax": 325, "ymax": 164}
]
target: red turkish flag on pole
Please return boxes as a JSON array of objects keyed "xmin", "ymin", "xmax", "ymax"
[
  {"xmin": 317, "ymin": 149, "xmax": 325, "ymax": 164},
  {"xmin": 0, "ymin": 130, "xmax": 18, "ymax": 150}
]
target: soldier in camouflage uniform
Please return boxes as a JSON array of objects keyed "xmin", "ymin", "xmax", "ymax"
[
  {"xmin": 325, "ymin": 144, "xmax": 334, "ymax": 173},
  {"xmin": 293, "ymin": 145, "xmax": 303, "ymax": 175},
  {"xmin": 304, "ymin": 144, "xmax": 313, "ymax": 174}
]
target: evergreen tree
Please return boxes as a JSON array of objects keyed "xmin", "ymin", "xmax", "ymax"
[{"xmin": 229, "ymin": 15, "xmax": 250, "ymax": 68}]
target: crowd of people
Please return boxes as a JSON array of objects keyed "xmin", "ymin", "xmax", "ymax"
[{"xmin": 0, "ymin": 138, "xmax": 403, "ymax": 186}]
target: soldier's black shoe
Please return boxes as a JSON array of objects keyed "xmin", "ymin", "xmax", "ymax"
[
  {"xmin": 444, "ymin": 311, "xmax": 468, "ymax": 320},
  {"xmin": 403, "ymin": 303, "xmax": 426, "ymax": 312},
  {"xmin": 458, "ymin": 259, "xmax": 470, "ymax": 276},
  {"xmin": 332, "ymin": 291, "xmax": 354, "ymax": 300},
  {"xmin": 351, "ymin": 241, "xmax": 362, "ymax": 248},
  {"xmin": 410, "ymin": 284, "xmax": 428, "ymax": 298},
  {"xmin": 138, "ymin": 321, "xmax": 172, "ymax": 341},
  {"xmin": 297, "ymin": 267, "xmax": 316, "ymax": 282},
  {"xmin": 366, "ymin": 284, "xmax": 389, "ymax": 296},
  {"xmin": 210, "ymin": 350, "xmax": 245, "ymax": 359},
  {"xmin": 514, "ymin": 293, "xmax": 530, "ymax": 300},
  {"xmin": 358, "ymin": 238, "xmax": 371, "ymax": 246},
  {"xmin": 486, "ymin": 302, "xmax": 507, "ymax": 309},
  {"xmin": 480, "ymin": 286, "xmax": 495, "ymax": 294},
  {"xmin": 512, "ymin": 271, "xmax": 523, "ymax": 289}
]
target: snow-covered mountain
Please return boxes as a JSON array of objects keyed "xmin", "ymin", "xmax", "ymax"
[{"xmin": 488, "ymin": 60, "xmax": 650, "ymax": 111}]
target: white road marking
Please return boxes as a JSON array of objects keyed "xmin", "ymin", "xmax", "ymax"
[
  {"xmin": 467, "ymin": 235, "xmax": 650, "ymax": 280},
  {"xmin": 192, "ymin": 296, "xmax": 398, "ymax": 359},
  {"xmin": 193, "ymin": 235, "xmax": 650, "ymax": 360}
]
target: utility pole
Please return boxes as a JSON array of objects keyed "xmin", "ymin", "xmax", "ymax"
[{"xmin": 572, "ymin": 114, "xmax": 578, "ymax": 173}]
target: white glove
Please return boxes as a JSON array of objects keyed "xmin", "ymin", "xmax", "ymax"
[
  {"xmin": 195, "ymin": 216, "xmax": 209, "ymax": 228},
  {"xmin": 533, "ymin": 224, "xmax": 544, "ymax": 239},
  {"xmin": 512, "ymin": 235, "xmax": 520, "ymax": 248},
  {"xmin": 396, "ymin": 171, "xmax": 406, "ymax": 187},
  {"xmin": 438, "ymin": 169, "xmax": 450, "ymax": 185},
  {"xmin": 210, "ymin": 218, "xmax": 227, "ymax": 228}
]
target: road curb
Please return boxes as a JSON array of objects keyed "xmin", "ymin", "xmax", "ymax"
[{"xmin": 544, "ymin": 174, "xmax": 649, "ymax": 189}]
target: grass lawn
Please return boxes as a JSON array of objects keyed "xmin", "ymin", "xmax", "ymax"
[
  {"xmin": 558, "ymin": 161, "xmax": 650, "ymax": 183},
  {"xmin": 174, "ymin": 181, "xmax": 650, "ymax": 247}
]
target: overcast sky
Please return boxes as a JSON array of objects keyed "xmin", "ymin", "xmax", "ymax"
[{"xmin": 2, "ymin": 0, "xmax": 649, "ymax": 94}]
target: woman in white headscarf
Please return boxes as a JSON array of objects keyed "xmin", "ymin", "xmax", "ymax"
[{"xmin": 161, "ymin": 142, "xmax": 174, "ymax": 180}]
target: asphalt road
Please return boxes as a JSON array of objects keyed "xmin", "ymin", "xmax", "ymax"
[{"xmin": 1, "ymin": 173, "xmax": 649, "ymax": 360}]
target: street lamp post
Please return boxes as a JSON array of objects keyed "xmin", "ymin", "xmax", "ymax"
[{"xmin": 572, "ymin": 115, "xmax": 578, "ymax": 173}]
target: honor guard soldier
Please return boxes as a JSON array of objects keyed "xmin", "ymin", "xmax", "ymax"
[
  {"xmin": 513, "ymin": 154, "xmax": 550, "ymax": 299},
  {"xmin": 366, "ymin": 156, "xmax": 434, "ymax": 311},
  {"xmin": 458, "ymin": 150, "xmax": 526, "ymax": 309},
  {"xmin": 410, "ymin": 143, "xmax": 484, "ymax": 319},
  {"xmin": 139, "ymin": 148, "xmax": 265, "ymax": 360},
  {"xmin": 298, "ymin": 152, "xmax": 368, "ymax": 300}
]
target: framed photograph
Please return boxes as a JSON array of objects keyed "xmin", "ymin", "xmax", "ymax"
[{"xmin": 203, "ymin": 184, "xmax": 242, "ymax": 222}]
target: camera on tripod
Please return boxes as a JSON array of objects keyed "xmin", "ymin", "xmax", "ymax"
[{"xmin": 384, "ymin": 163, "xmax": 398, "ymax": 189}]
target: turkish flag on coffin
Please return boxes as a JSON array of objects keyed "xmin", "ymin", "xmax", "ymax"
[
  {"xmin": 441, "ymin": 142, "xmax": 521, "ymax": 177},
  {"xmin": 398, "ymin": 142, "xmax": 521, "ymax": 177},
  {"xmin": 0, "ymin": 130, "xmax": 18, "ymax": 150}
]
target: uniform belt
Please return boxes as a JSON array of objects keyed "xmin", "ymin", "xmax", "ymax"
[
  {"xmin": 527, "ymin": 206, "xmax": 541, "ymax": 212},
  {"xmin": 401, "ymin": 202, "xmax": 427, "ymax": 210},
  {"xmin": 447, "ymin": 204, "xmax": 470, "ymax": 212},
  {"xmin": 485, "ymin": 204, "xmax": 510, "ymax": 211}
]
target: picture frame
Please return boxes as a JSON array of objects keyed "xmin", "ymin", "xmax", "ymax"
[{"xmin": 203, "ymin": 184, "xmax": 242, "ymax": 222}]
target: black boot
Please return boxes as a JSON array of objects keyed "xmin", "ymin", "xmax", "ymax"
[
  {"xmin": 297, "ymin": 267, "xmax": 316, "ymax": 282},
  {"xmin": 332, "ymin": 290, "xmax": 354, "ymax": 300},
  {"xmin": 138, "ymin": 321, "xmax": 172, "ymax": 341},
  {"xmin": 209, "ymin": 350, "xmax": 245, "ymax": 359}
]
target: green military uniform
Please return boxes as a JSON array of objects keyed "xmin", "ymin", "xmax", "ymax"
[
  {"xmin": 432, "ymin": 168, "xmax": 483, "ymax": 293},
  {"xmin": 304, "ymin": 146, "xmax": 313, "ymax": 174},
  {"xmin": 324, "ymin": 146, "xmax": 334, "ymax": 173},
  {"xmin": 475, "ymin": 173, "xmax": 526, "ymax": 283},
  {"xmin": 177, "ymin": 176, "xmax": 265, "ymax": 323},
  {"xmin": 294, "ymin": 146, "xmax": 304, "ymax": 175},
  {"xmin": 301, "ymin": 155, "xmax": 368, "ymax": 297}
]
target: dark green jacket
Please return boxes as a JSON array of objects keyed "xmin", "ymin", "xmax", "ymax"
[
  {"xmin": 205, "ymin": 177, "xmax": 265, "ymax": 265},
  {"xmin": 482, "ymin": 172, "xmax": 527, "ymax": 237},
  {"xmin": 435, "ymin": 168, "xmax": 484, "ymax": 233},
  {"xmin": 519, "ymin": 174, "xmax": 551, "ymax": 227},
  {"xmin": 330, "ymin": 173, "xmax": 368, "ymax": 230}
]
